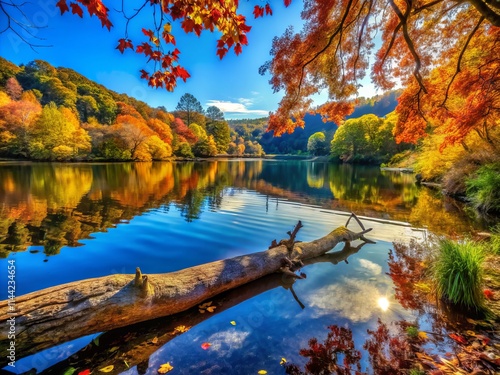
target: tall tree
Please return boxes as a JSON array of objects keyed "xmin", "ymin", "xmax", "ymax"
[
  {"xmin": 5, "ymin": 77, "xmax": 23, "ymax": 100},
  {"xmin": 175, "ymin": 93, "xmax": 204, "ymax": 126},
  {"xmin": 206, "ymin": 121, "xmax": 231, "ymax": 153},
  {"xmin": 307, "ymin": 132, "xmax": 327, "ymax": 156},
  {"xmin": 206, "ymin": 105, "xmax": 224, "ymax": 122}
]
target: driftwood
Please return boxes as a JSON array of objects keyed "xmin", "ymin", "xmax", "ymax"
[
  {"xmin": 8, "ymin": 241, "xmax": 366, "ymax": 375},
  {"xmin": 0, "ymin": 214, "xmax": 373, "ymax": 365}
]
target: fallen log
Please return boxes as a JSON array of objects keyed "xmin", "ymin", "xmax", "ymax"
[
  {"xmin": 0, "ymin": 214, "xmax": 373, "ymax": 361},
  {"xmin": 16, "ymin": 241, "xmax": 366, "ymax": 375}
]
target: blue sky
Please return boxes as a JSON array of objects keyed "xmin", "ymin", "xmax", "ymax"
[{"xmin": 0, "ymin": 0, "xmax": 377, "ymax": 119}]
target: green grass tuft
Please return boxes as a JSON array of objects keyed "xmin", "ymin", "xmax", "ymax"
[
  {"xmin": 465, "ymin": 163, "xmax": 500, "ymax": 214},
  {"xmin": 432, "ymin": 239, "xmax": 485, "ymax": 311}
]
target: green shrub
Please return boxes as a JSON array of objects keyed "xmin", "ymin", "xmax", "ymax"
[
  {"xmin": 465, "ymin": 163, "xmax": 500, "ymax": 214},
  {"xmin": 432, "ymin": 239, "xmax": 485, "ymax": 311},
  {"xmin": 405, "ymin": 326, "xmax": 418, "ymax": 339}
]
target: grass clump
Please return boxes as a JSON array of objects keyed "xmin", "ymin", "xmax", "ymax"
[
  {"xmin": 432, "ymin": 239, "xmax": 485, "ymax": 311},
  {"xmin": 465, "ymin": 163, "xmax": 500, "ymax": 214}
]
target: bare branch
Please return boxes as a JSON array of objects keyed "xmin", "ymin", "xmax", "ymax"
[
  {"xmin": 441, "ymin": 16, "xmax": 485, "ymax": 107},
  {"xmin": 388, "ymin": 0, "xmax": 428, "ymax": 94}
]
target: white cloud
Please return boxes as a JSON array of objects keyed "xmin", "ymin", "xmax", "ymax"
[
  {"xmin": 206, "ymin": 99, "xmax": 269, "ymax": 118},
  {"xmin": 358, "ymin": 259, "xmax": 382, "ymax": 275},
  {"xmin": 207, "ymin": 329, "xmax": 250, "ymax": 357},
  {"xmin": 306, "ymin": 277, "xmax": 391, "ymax": 322}
]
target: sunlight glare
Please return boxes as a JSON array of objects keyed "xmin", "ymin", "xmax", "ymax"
[{"xmin": 377, "ymin": 297, "xmax": 389, "ymax": 311}]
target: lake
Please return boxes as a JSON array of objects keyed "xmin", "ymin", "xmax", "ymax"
[{"xmin": 0, "ymin": 160, "xmax": 484, "ymax": 374}]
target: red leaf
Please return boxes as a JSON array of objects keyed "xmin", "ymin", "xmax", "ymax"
[
  {"xmin": 70, "ymin": 3, "xmax": 83, "ymax": 17},
  {"xmin": 56, "ymin": 0, "xmax": 69, "ymax": 14},
  {"xmin": 142, "ymin": 28, "xmax": 154, "ymax": 38},
  {"xmin": 116, "ymin": 38, "xmax": 133, "ymax": 53},
  {"xmin": 253, "ymin": 5, "xmax": 264, "ymax": 18},
  {"xmin": 483, "ymin": 289, "xmax": 494, "ymax": 300},
  {"xmin": 448, "ymin": 333, "xmax": 467, "ymax": 345},
  {"xmin": 201, "ymin": 342, "xmax": 211, "ymax": 350},
  {"xmin": 216, "ymin": 47, "xmax": 228, "ymax": 59},
  {"xmin": 173, "ymin": 66, "xmax": 191, "ymax": 82},
  {"xmin": 78, "ymin": 370, "xmax": 91, "ymax": 375},
  {"xmin": 239, "ymin": 34, "xmax": 248, "ymax": 45},
  {"xmin": 234, "ymin": 43, "xmax": 242, "ymax": 55},
  {"xmin": 265, "ymin": 3, "xmax": 273, "ymax": 15},
  {"xmin": 101, "ymin": 18, "xmax": 112, "ymax": 30},
  {"xmin": 140, "ymin": 69, "xmax": 149, "ymax": 79},
  {"xmin": 162, "ymin": 32, "xmax": 176, "ymax": 45},
  {"xmin": 211, "ymin": 8, "xmax": 222, "ymax": 22},
  {"xmin": 284, "ymin": 0, "xmax": 292, "ymax": 7},
  {"xmin": 182, "ymin": 18, "xmax": 195, "ymax": 33}
]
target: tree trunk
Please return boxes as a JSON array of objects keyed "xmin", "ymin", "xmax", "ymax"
[{"xmin": 0, "ymin": 215, "xmax": 372, "ymax": 362}]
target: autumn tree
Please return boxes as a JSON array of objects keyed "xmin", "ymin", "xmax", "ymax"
[
  {"xmin": 206, "ymin": 120, "xmax": 231, "ymax": 153},
  {"xmin": 5, "ymin": 77, "xmax": 23, "ymax": 100},
  {"xmin": 29, "ymin": 103, "xmax": 91, "ymax": 160},
  {"xmin": 0, "ymin": 96, "xmax": 42, "ymax": 157},
  {"xmin": 175, "ymin": 93, "xmax": 204, "ymax": 126}
]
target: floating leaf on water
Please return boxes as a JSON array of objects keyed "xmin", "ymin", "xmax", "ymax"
[
  {"xmin": 483, "ymin": 289, "xmax": 494, "ymax": 300},
  {"xmin": 93, "ymin": 336, "xmax": 100, "ymax": 347},
  {"xmin": 158, "ymin": 362, "xmax": 174, "ymax": 374},
  {"xmin": 151, "ymin": 337, "xmax": 159, "ymax": 344},
  {"xmin": 201, "ymin": 342, "xmax": 211, "ymax": 350},
  {"xmin": 109, "ymin": 346, "xmax": 119, "ymax": 353},
  {"xmin": 206, "ymin": 306, "xmax": 216, "ymax": 313},
  {"xmin": 174, "ymin": 325, "xmax": 190, "ymax": 333},
  {"xmin": 418, "ymin": 331, "xmax": 428, "ymax": 340},
  {"xmin": 124, "ymin": 360, "xmax": 130, "ymax": 368},
  {"xmin": 99, "ymin": 365, "xmax": 114, "ymax": 373},
  {"xmin": 77, "ymin": 370, "xmax": 91, "ymax": 375},
  {"xmin": 230, "ymin": 321, "xmax": 236, "ymax": 326},
  {"xmin": 280, "ymin": 358, "xmax": 287, "ymax": 365},
  {"xmin": 199, "ymin": 309, "xmax": 205, "ymax": 313},
  {"xmin": 465, "ymin": 330, "xmax": 476, "ymax": 337},
  {"xmin": 62, "ymin": 367, "xmax": 76, "ymax": 375},
  {"xmin": 199, "ymin": 301, "xmax": 212, "ymax": 309},
  {"xmin": 258, "ymin": 371, "xmax": 268, "ymax": 374}
]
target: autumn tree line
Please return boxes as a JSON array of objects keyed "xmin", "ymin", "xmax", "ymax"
[{"xmin": 0, "ymin": 58, "xmax": 266, "ymax": 161}]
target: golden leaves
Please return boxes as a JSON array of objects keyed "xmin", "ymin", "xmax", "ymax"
[
  {"xmin": 198, "ymin": 301, "xmax": 217, "ymax": 313},
  {"xmin": 98, "ymin": 365, "xmax": 114, "ymax": 372},
  {"xmin": 157, "ymin": 362, "xmax": 174, "ymax": 373}
]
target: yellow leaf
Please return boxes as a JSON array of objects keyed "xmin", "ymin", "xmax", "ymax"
[
  {"xmin": 258, "ymin": 371, "xmax": 267, "ymax": 374},
  {"xmin": 199, "ymin": 301, "xmax": 212, "ymax": 309},
  {"xmin": 151, "ymin": 337, "xmax": 159, "ymax": 344},
  {"xmin": 109, "ymin": 346, "xmax": 119, "ymax": 353},
  {"xmin": 418, "ymin": 331, "xmax": 428, "ymax": 340},
  {"xmin": 230, "ymin": 321, "xmax": 236, "ymax": 326},
  {"xmin": 174, "ymin": 325, "xmax": 190, "ymax": 333},
  {"xmin": 199, "ymin": 309, "xmax": 205, "ymax": 314},
  {"xmin": 206, "ymin": 306, "xmax": 216, "ymax": 313},
  {"xmin": 280, "ymin": 358, "xmax": 287, "ymax": 365},
  {"xmin": 164, "ymin": 23, "xmax": 172, "ymax": 33},
  {"xmin": 465, "ymin": 330, "xmax": 476, "ymax": 336},
  {"xmin": 158, "ymin": 362, "xmax": 174, "ymax": 374},
  {"xmin": 99, "ymin": 365, "xmax": 114, "ymax": 373}
]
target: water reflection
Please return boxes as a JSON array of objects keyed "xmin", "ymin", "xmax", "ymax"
[{"xmin": 0, "ymin": 160, "xmax": 480, "ymax": 257}]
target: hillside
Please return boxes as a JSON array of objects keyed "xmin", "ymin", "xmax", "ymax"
[{"xmin": 229, "ymin": 90, "xmax": 399, "ymax": 154}]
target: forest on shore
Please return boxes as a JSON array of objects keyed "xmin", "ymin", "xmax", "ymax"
[{"xmin": 1, "ymin": 56, "xmax": 499, "ymax": 215}]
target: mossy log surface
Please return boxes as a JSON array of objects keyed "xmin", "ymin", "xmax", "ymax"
[{"xmin": 0, "ymin": 215, "xmax": 372, "ymax": 360}]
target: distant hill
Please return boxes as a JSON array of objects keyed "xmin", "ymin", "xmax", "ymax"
[{"xmin": 230, "ymin": 90, "xmax": 400, "ymax": 154}]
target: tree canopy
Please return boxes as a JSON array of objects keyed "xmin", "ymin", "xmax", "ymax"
[{"xmin": 3, "ymin": 0, "xmax": 498, "ymax": 146}]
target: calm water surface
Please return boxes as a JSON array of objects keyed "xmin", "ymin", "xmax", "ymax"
[{"xmin": 0, "ymin": 161, "xmax": 481, "ymax": 374}]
